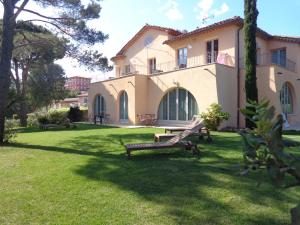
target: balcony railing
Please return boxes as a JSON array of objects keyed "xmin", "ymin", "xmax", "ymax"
[
  {"xmin": 239, "ymin": 53, "xmax": 296, "ymax": 72},
  {"xmin": 121, "ymin": 64, "xmax": 148, "ymax": 76},
  {"xmin": 120, "ymin": 53, "xmax": 235, "ymax": 76}
]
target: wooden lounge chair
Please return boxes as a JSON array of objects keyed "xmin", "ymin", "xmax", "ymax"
[
  {"xmin": 164, "ymin": 118, "xmax": 212, "ymax": 143},
  {"xmin": 154, "ymin": 127, "xmax": 211, "ymax": 142},
  {"xmin": 164, "ymin": 117, "xmax": 201, "ymax": 133},
  {"xmin": 125, "ymin": 121, "xmax": 204, "ymax": 159}
]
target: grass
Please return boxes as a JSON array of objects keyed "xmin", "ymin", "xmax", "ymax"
[{"xmin": 0, "ymin": 124, "xmax": 300, "ymax": 225}]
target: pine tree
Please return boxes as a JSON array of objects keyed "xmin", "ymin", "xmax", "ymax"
[{"xmin": 0, "ymin": 0, "xmax": 112, "ymax": 143}]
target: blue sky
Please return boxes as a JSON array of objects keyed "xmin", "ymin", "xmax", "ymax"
[{"xmin": 1, "ymin": 0, "xmax": 300, "ymax": 80}]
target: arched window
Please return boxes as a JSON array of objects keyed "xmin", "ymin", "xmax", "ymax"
[
  {"xmin": 94, "ymin": 95, "xmax": 106, "ymax": 116},
  {"xmin": 280, "ymin": 82, "xmax": 293, "ymax": 114},
  {"xmin": 119, "ymin": 91, "xmax": 128, "ymax": 121},
  {"xmin": 158, "ymin": 88, "xmax": 198, "ymax": 121}
]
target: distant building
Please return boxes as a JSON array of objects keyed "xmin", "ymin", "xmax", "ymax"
[
  {"xmin": 52, "ymin": 92, "xmax": 88, "ymax": 109},
  {"xmin": 65, "ymin": 76, "xmax": 91, "ymax": 91}
]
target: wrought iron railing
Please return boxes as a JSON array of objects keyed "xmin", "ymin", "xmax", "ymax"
[
  {"xmin": 120, "ymin": 53, "xmax": 235, "ymax": 76},
  {"xmin": 239, "ymin": 53, "xmax": 296, "ymax": 72}
]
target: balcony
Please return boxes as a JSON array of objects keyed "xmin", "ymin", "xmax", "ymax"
[
  {"xmin": 120, "ymin": 53, "xmax": 235, "ymax": 76},
  {"xmin": 239, "ymin": 53, "xmax": 296, "ymax": 73}
]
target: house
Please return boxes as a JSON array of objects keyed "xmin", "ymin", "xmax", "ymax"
[
  {"xmin": 52, "ymin": 92, "xmax": 88, "ymax": 109},
  {"xmin": 88, "ymin": 16, "xmax": 300, "ymax": 128},
  {"xmin": 65, "ymin": 76, "xmax": 91, "ymax": 92}
]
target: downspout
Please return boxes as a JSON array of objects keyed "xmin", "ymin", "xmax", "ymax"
[{"xmin": 236, "ymin": 27, "xmax": 242, "ymax": 129}]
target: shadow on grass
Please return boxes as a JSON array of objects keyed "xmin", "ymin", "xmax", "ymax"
[
  {"xmin": 16, "ymin": 123, "xmax": 118, "ymax": 134},
  {"xmin": 9, "ymin": 126, "xmax": 300, "ymax": 225},
  {"xmin": 66, "ymin": 132, "xmax": 297, "ymax": 224},
  {"xmin": 8, "ymin": 142, "xmax": 101, "ymax": 157}
]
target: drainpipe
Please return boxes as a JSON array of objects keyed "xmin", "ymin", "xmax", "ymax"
[{"xmin": 236, "ymin": 27, "xmax": 242, "ymax": 129}]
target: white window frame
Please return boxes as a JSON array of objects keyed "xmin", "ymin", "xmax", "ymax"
[
  {"xmin": 206, "ymin": 39, "xmax": 218, "ymax": 64},
  {"xmin": 280, "ymin": 83, "xmax": 293, "ymax": 115},
  {"xmin": 158, "ymin": 88, "xmax": 198, "ymax": 121},
  {"xmin": 177, "ymin": 47, "xmax": 188, "ymax": 68}
]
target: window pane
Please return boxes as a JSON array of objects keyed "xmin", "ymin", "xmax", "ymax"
[
  {"xmin": 94, "ymin": 96, "xmax": 99, "ymax": 115},
  {"xmin": 178, "ymin": 48, "xmax": 187, "ymax": 67},
  {"xmin": 279, "ymin": 49, "xmax": 286, "ymax": 67},
  {"xmin": 158, "ymin": 88, "xmax": 198, "ymax": 121},
  {"xmin": 100, "ymin": 96, "xmax": 105, "ymax": 115},
  {"xmin": 178, "ymin": 89, "xmax": 186, "ymax": 120},
  {"xmin": 119, "ymin": 93, "xmax": 124, "ymax": 119},
  {"xmin": 168, "ymin": 89, "xmax": 177, "ymax": 120},
  {"xmin": 158, "ymin": 94, "xmax": 168, "ymax": 120},
  {"xmin": 271, "ymin": 50, "xmax": 278, "ymax": 64},
  {"xmin": 213, "ymin": 40, "xmax": 218, "ymax": 62},
  {"xmin": 207, "ymin": 41, "xmax": 212, "ymax": 63},
  {"xmin": 119, "ymin": 92, "xmax": 128, "ymax": 120},
  {"xmin": 188, "ymin": 92, "xmax": 198, "ymax": 120},
  {"xmin": 280, "ymin": 83, "xmax": 293, "ymax": 114},
  {"xmin": 149, "ymin": 58, "xmax": 156, "ymax": 74},
  {"xmin": 124, "ymin": 92, "xmax": 128, "ymax": 119}
]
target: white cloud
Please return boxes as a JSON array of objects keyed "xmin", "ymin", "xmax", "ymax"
[
  {"xmin": 195, "ymin": 0, "xmax": 229, "ymax": 21},
  {"xmin": 165, "ymin": 7, "xmax": 184, "ymax": 21},
  {"xmin": 158, "ymin": 0, "xmax": 184, "ymax": 21},
  {"xmin": 213, "ymin": 3, "xmax": 229, "ymax": 16}
]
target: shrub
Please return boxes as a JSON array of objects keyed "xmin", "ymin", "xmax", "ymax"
[
  {"xmin": 37, "ymin": 113, "xmax": 49, "ymax": 125},
  {"xmin": 27, "ymin": 113, "xmax": 40, "ymax": 127},
  {"xmin": 4, "ymin": 119, "xmax": 18, "ymax": 143},
  {"xmin": 48, "ymin": 110, "xmax": 68, "ymax": 125},
  {"xmin": 68, "ymin": 106, "xmax": 83, "ymax": 122},
  {"xmin": 200, "ymin": 103, "xmax": 230, "ymax": 131}
]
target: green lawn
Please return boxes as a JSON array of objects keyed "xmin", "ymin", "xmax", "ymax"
[{"xmin": 0, "ymin": 124, "xmax": 299, "ymax": 225}]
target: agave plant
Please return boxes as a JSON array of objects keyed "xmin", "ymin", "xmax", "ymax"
[{"xmin": 239, "ymin": 100, "xmax": 300, "ymax": 224}]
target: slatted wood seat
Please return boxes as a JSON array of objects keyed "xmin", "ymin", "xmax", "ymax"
[
  {"xmin": 125, "ymin": 121, "xmax": 203, "ymax": 158},
  {"xmin": 156, "ymin": 127, "xmax": 212, "ymax": 143}
]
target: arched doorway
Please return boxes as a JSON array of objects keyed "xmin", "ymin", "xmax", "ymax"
[
  {"xmin": 280, "ymin": 82, "xmax": 294, "ymax": 115},
  {"xmin": 157, "ymin": 88, "xmax": 198, "ymax": 121},
  {"xmin": 94, "ymin": 95, "xmax": 106, "ymax": 117},
  {"xmin": 119, "ymin": 91, "xmax": 128, "ymax": 122}
]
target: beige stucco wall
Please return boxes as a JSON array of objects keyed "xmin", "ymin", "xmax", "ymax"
[
  {"xmin": 268, "ymin": 40, "xmax": 300, "ymax": 73},
  {"xmin": 88, "ymin": 75, "xmax": 138, "ymax": 124},
  {"xmin": 89, "ymin": 64, "xmax": 237, "ymax": 128},
  {"xmin": 114, "ymin": 29, "xmax": 176, "ymax": 76},
  {"xmin": 167, "ymin": 25, "xmax": 238, "ymax": 68},
  {"xmin": 239, "ymin": 65, "xmax": 300, "ymax": 127},
  {"xmin": 146, "ymin": 64, "xmax": 237, "ymax": 127}
]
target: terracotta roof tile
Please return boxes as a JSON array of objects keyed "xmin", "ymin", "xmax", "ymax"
[
  {"xmin": 164, "ymin": 16, "xmax": 274, "ymax": 44},
  {"xmin": 272, "ymin": 35, "xmax": 300, "ymax": 43}
]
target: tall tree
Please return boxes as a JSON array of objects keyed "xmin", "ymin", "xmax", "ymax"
[
  {"xmin": 244, "ymin": 0, "xmax": 259, "ymax": 128},
  {"xmin": 28, "ymin": 63, "xmax": 67, "ymax": 110},
  {"xmin": 0, "ymin": 0, "xmax": 17, "ymax": 144},
  {"xmin": 10, "ymin": 21, "xmax": 66, "ymax": 126},
  {"xmin": 0, "ymin": 0, "xmax": 112, "ymax": 143}
]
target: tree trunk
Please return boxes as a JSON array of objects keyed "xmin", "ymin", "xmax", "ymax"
[
  {"xmin": 19, "ymin": 64, "xmax": 30, "ymax": 127},
  {"xmin": 19, "ymin": 100, "xmax": 28, "ymax": 127},
  {"xmin": 0, "ymin": 1, "xmax": 16, "ymax": 144},
  {"xmin": 244, "ymin": 0, "xmax": 259, "ymax": 128}
]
